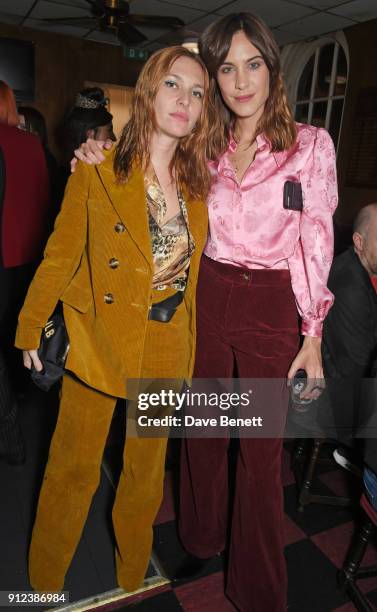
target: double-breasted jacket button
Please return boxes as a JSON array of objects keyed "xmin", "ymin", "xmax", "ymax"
[
  {"xmin": 109, "ymin": 258, "xmax": 119, "ymax": 269},
  {"xmin": 104, "ymin": 293, "xmax": 114, "ymax": 304},
  {"xmin": 114, "ymin": 222, "xmax": 125, "ymax": 233}
]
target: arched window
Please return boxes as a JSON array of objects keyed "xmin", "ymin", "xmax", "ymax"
[{"xmin": 293, "ymin": 41, "xmax": 348, "ymax": 148}]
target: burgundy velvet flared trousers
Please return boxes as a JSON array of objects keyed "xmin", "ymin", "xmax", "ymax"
[{"xmin": 179, "ymin": 255, "xmax": 300, "ymax": 612}]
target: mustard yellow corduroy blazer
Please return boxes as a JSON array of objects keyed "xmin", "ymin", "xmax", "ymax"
[{"xmin": 15, "ymin": 150, "xmax": 208, "ymax": 398}]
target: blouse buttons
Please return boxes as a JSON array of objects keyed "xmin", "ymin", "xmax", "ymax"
[
  {"xmin": 109, "ymin": 258, "xmax": 119, "ymax": 269},
  {"xmin": 114, "ymin": 222, "xmax": 125, "ymax": 233},
  {"xmin": 104, "ymin": 293, "xmax": 114, "ymax": 304}
]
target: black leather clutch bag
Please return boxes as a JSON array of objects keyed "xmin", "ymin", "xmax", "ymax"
[{"xmin": 31, "ymin": 306, "xmax": 70, "ymax": 392}]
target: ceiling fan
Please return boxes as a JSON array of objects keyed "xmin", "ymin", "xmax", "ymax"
[{"xmin": 42, "ymin": 0, "xmax": 185, "ymax": 46}]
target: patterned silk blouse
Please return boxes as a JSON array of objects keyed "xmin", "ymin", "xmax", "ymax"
[
  {"xmin": 145, "ymin": 174, "xmax": 195, "ymax": 291},
  {"xmin": 205, "ymin": 123, "xmax": 338, "ymax": 337}
]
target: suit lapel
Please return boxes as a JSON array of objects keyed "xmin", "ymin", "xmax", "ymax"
[
  {"xmin": 95, "ymin": 153, "xmax": 208, "ymax": 276},
  {"xmin": 183, "ymin": 192, "xmax": 208, "ymax": 298},
  {"xmin": 183, "ymin": 190, "xmax": 207, "ymax": 255},
  {"xmin": 95, "ymin": 153, "xmax": 153, "ymax": 270}
]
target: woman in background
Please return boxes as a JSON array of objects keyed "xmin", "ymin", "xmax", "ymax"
[
  {"xmin": 64, "ymin": 87, "xmax": 116, "ymax": 158},
  {"xmin": 18, "ymin": 105, "xmax": 61, "ymax": 228},
  {"xmin": 0, "ymin": 81, "xmax": 49, "ymax": 465}
]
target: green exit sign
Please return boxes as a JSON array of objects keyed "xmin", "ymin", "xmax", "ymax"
[{"xmin": 124, "ymin": 47, "xmax": 149, "ymax": 61}]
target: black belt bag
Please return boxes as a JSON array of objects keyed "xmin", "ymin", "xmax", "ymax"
[{"xmin": 148, "ymin": 291, "xmax": 184, "ymax": 323}]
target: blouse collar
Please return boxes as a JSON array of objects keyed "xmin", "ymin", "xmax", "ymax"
[{"xmin": 225, "ymin": 131, "xmax": 286, "ymax": 169}]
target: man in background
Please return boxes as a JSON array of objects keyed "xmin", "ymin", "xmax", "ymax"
[{"xmin": 322, "ymin": 204, "xmax": 377, "ymax": 469}]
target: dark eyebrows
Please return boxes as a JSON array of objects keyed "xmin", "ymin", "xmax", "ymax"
[
  {"xmin": 165, "ymin": 72, "xmax": 204, "ymax": 89},
  {"xmin": 221, "ymin": 54, "xmax": 264, "ymax": 66}
]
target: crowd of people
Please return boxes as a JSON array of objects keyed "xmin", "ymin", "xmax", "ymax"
[{"xmin": 1, "ymin": 10, "xmax": 376, "ymax": 612}]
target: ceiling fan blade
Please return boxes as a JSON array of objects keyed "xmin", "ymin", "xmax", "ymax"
[
  {"xmin": 41, "ymin": 17, "xmax": 98, "ymax": 28},
  {"xmin": 81, "ymin": 0, "xmax": 105, "ymax": 13},
  {"xmin": 117, "ymin": 22, "xmax": 147, "ymax": 45},
  {"xmin": 127, "ymin": 14, "xmax": 185, "ymax": 29}
]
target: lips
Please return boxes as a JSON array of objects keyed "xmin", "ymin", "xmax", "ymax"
[
  {"xmin": 234, "ymin": 94, "xmax": 255, "ymax": 103},
  {"xmin": 170, "ymin": 112, "xmax": 189, "ymax": 122}
]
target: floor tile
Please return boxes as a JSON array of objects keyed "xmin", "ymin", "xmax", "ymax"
[
  {"xmin": 115, "ymin": 589, "xmax": 181, "ymax": 610},
  {"xmin": 331, "ymin": 602, "xmax": 361, "ymax": 611},
  {"xmin": 318, "ymin": 467, "xmax": 362, "ymax": 499},
  {"xmin": 284, "ymin": 514, "xmax": 307, "ymax": 547},
  {"xmin": 311, "ymin": 522, "xmax": 355, "ymax": 568},
  {"xmin": 364, "ymin": 586, "xmax": 377, "ymax": 608},
  {"xmin": 153, "ymin": 520, "xmax": 224, "ymax": 584},
  {"xmin": 284, "ymin": 483, "xmax": 355, "ymax": 536},
  {"xmin": 286, "ymin": 539, "xmax": 348, "ymax": 611},
  {"xmin": 65, "ymin": 537, "xmax": 105, "ymax": 601},
  {"xmin": 0, "ymin": 530, "xmax": 29, "ymax": 572},
  {"xmin": 175, "ymin": 571, "xmax": 237, "ymax": 611}
]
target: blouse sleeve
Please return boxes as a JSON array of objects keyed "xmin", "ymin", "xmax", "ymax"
[{"xmin": 288, "ymin": 128, "xmax": 338, "ymax": 337}]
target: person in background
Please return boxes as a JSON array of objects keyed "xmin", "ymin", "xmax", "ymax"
[
  {"xmin": 57, "ymin": 88, "xmax": 116, "ymax": 192},
  {"xmin": 18, "ymin": 106, "xmax": 61, "ymax": 228},
  {"xmin": 0, "ymin": 81, "xmax": 50, "ymax": 464},
  {"xmin": 322, "ymin": 204, "xmax": 377, "ymax": 472},
  {"xmin": 64, "ymin": 87, "xmax": 115, "ymax": 163}
]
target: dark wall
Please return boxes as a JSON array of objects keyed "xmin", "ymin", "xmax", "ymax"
[
  {"xmin": 0, "ymin": 21, "xmax": 144, "ymax": 159},
  {"xmin": 337, "ymin": 18, "xmax": 377, "ymax": 225}
]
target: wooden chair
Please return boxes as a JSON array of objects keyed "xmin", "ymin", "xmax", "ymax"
[{"xmin": 292, "ymin": 438, "xmax": 354, "ymax": 512}]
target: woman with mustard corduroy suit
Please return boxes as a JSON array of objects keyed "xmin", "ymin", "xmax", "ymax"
[{"xmin": 15, "ymin": 46, "xmax": 211, "ymax": 593}]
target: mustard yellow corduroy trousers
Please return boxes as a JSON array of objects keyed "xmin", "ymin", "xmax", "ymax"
[{"xmin": 28, "ymin": 289, "xmax": 189, "ymax": 593}]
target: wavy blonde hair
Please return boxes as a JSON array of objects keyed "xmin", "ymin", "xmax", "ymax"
[
  {"xmin": 114, "ymin": 46, "xmax": 213, "ymax": 200},
  {"xmin": 199, "ymin": 13, "xmax": 297, "ymax": 160}
]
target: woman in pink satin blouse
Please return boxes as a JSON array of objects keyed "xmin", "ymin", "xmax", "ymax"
[{"xmin": 178, "ymin": 12, "xmax": 338, "ymax": 612}]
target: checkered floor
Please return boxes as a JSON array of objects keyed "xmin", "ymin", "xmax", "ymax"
[
  {"xmin": 118, "ymin": 442, "xmax": 377, "ymax": 612},
  {"xmin": 2, "ymin": 387, "xmax": 377, "ymax": 611}
]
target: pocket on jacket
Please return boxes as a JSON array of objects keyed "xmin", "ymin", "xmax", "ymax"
[{"xmin": 61, "ymin": 282, "xmax": 91, "ymax": 313}]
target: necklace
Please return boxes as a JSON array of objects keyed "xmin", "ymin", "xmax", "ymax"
[{"xmin": 231, "ymin": 140, "xmax": 257, "ymax": 177}]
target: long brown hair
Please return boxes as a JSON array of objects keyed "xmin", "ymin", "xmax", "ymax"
[
  {"xmin": 0, "ymin": 81, "xmax": 19, "ymax": 127},
  {"xmin": 114, "ymin": 46, "xmax": 212, "ymax": 200},
  {"xmin": 199, "ymin": 13, "xmax": 297, "ymax": 159}
]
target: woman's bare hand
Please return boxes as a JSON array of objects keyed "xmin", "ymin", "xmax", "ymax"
[
  {"xmin": 23, "ymin": 349, "xmax": 43, "ymax": 372},
  {"xmin": 287, "ymin": 336, "xmax": 324, "ymax": 400},
  {"xmin": 70, "ymin": 138, "xmax": 113, "ymax": 172}
]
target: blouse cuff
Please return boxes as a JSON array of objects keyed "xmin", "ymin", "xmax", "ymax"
[{"xmin": 301, "ymin": 319, "xmax": 323, "ymax": 338}]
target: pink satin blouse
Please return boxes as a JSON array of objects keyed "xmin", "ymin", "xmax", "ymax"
[{"xmin": 204, "ymin": 123, "xmax": 338, "ymax": 337}]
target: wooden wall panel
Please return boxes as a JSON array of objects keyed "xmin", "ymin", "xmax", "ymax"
[
  {"xmin": 336, "ymin": 18, "xmax": 377, "ymax": 224},
  {"xmin": 0, "ymin": 21, "xmax": 144, "ymax": 160}
]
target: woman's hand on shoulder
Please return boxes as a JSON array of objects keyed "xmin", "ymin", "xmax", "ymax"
[
  {"xmin": 70, "ymin": 138, "xmax": 114, "ymax": 173},
  {"xmin": 23, "ymin": 349, "xmax": 43, "ymax": 372},
  {"xmin": 287, "ymin": 336, "xmax": 324, "ymax": 400}
]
